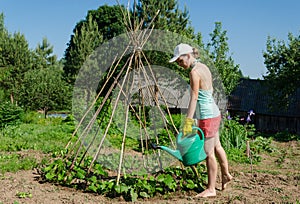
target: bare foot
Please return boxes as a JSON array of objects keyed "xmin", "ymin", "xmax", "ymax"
[
  {"xmin": 194, "ymin": 189, "xmax": 216, "ymax": 198},
  {"xmin": 222, "ymin": 174, "xmax": 233, "ymax": 190}
]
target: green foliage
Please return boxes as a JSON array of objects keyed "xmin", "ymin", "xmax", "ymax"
[
  {"xmin": 87, "ymin": 5, "xmax": 126, "ymax": 41},
  {"xmin": 271, "ymin": 131, "xmax": 300, "ymax": 142},
  {"xmin": 0, "ymin": 113, "xmax": 75, "ymax": 173},
  {"xmin": 226, "ymin": 138, "xmax": 274, "ymax": 165},
  {"xmin": 33, "ymin": 37, "xmax": 57, "ymax": 69},
  {"xmin": 0, "ymin": 101, "xmax": 24, "ymax": 128},
  {"xmin": 63, "ymin": 2, "xmax": 195, "ymax": 88},
  {"xmin": 64, "ymin": 14, "xmax": 103, "ymax": 84},
  {"xmin": 263, "ymin": 32, "xmax": 300, "ymax": 108},
  {"xmin": 93, "ymin": 96, "xmax": 182, "ymax": 151},
  {"xmin": 220, "ymin": 117, "xmax": 255, "ymax": 150},
  {"xmin": 18, "ymin": 66, "xmax": 71, "ymax": 116},
  {"xmin": 251, "ymin": 136, "xmax": 274, "ymax": 154},
  {"xmin": 41, "ymin": 152, "xmax": 207, "ymax": 202},
  {"xmin": 221, "ymin": 117, "xmax": 276, "ymax": 164},
  {"xmin": 136, "ymin": 0, "xmax": 194, "ymax": 38},
  {"xmin": 0, "ymin": 14, "xmax": 33, "ymax": 103},
  {"xmin": 0, "ymin": 116, "xmax": 74, "ymax": 154},
  {"xmin": 16, "ymin": 192, "xmax": 32, "ymax": 199},
  {"xmin": 207, "ymin": 22, "xmax": 242, "ymax": 94},
  {"xmin": 0, "ymin": 153, "xmax": 38, "ymax": 173},
  {"xmin": 21, "ymin": 111, "xmax": 43, "ymax": 124},
  {"xmin": 0, "ymin": 13, "xmax": 68, "ymax": 112}
]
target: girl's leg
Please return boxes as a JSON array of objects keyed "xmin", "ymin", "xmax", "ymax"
[
  {"xmin": 214, "ymin": 133, "xmax": 233, "ymax": 190},
  {"xmin": 195, "ymin": 138, "xmax": 218, "ymax": 198}
]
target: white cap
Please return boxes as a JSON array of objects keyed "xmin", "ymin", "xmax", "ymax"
[{"xmin": 169, "ymin": 43, "xmax": 193, "ymax": 63}]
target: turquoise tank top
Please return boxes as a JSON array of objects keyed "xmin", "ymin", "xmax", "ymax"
[{"xmin": 195, "ymin": 89, "xmax": 220, "ymax": 120}]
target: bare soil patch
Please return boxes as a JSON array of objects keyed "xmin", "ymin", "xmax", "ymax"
[{"xmin": 0, "ymin": 140, "xmax": 299, "ymax": 204}]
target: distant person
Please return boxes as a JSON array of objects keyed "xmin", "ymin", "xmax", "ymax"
[{"xmin": 169, "ymin": 43, "xmax": 233, "ymax": 198}]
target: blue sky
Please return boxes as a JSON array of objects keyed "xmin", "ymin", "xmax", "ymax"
[{"xmin": 0, "ymin": 0, "xmax": 299, "ymax": 79}]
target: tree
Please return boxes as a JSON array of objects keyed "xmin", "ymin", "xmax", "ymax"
[
  {"xmin": 0, "ymin": 12, "xmax": 71, "ymax": 112},
  {"xmin": 0, "ymin": 13, "xmax": 33, "ymax": 103},
  {"xmin": 33, "ymin": 37, "xmax": 57, "ymax": 69},
  {"xmin": 207, "ymin": 22, "xmax": 242, "ymax": 95},
  {"xmin": 135, "ymin": 0, "xmax": 194, "ymax": 38},
  {"xmin": 86, "ymin": 5, "xmax": 127, "ymax": 41},
  {"xmin": 18, "ymin": 65, "xmax": 71, "ymax": 118},
  {"xmin": 263, "ymin": 32, "xmax": 300, "ymax": 108},
  {"xmin": 63, "ymin": 2, "xmax": 197, "ymax": 85},
  {"xmin": 131, "ymin": 0, "xmax": 197, "ymax": 82},
  {"xmin": 64, "ymin": 14, "xmax": 104, "ymax": 84}
]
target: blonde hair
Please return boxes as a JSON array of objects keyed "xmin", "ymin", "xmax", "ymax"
[{"xmin": 192, "ymin": 47, "xmax": 199, "ymax": 58}]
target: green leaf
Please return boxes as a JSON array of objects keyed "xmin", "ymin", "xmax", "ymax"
[
  {"xmin": 57, "ymin": 173, "xmax": 65, "ymax": 181},
  {"xmin": 140, "ymin": 191, "xmax": 150, "ymax": 198},
  {"xmin": 88, "ymin": 184, "xmax": 98, "ymax": 193},
  {"xmin": 94, "ymin": 163, "xmax": 108, "ymax": 176},
  {"xmin": 45, "ymin": 172, "xmax": 55, "ymax": 180},
  {"xmin": 114, "ymin": 184, "xmax": 129, "ymax": 194},
  {"xmin": 155, "ymin": 186, "xmax": 164, "ymax": 193},
  {"xmin": 186, "ymin": 179, "xmax": 195, "ymax": 189},
  {"xmin": 130, "ymin": 188, "xmax": 138, "ymax": 202},
  {"xmin": 148, "ymin": 175, "xmax": 155, "ymax": 181},
  {"xmin": 75, "ymin": 168, "xmax": 86, "ymax": 179},
  {"xmin": 88, "ymin": 175, "xmax": 97, "ymax": 183},
  {"xmin": 43, "ymin": 165, "xmax": 53, "ymax": 173},
  {"xmin": 157, "ymin": 174, "xmax": 165, "ymax": 182}
]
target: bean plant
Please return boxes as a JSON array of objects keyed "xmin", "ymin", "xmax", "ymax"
[{"xmin": 41, "ymin": 150, "xmax": 207, "ymax": 202}]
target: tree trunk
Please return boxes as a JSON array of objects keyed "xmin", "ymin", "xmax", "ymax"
[
  {"xmin": 10, "ymin": 92, "xmax": 14, "ymax": 104},
  {"xmin": 44, "ymin": 107, "xmax": 48, "ymax": 119}
]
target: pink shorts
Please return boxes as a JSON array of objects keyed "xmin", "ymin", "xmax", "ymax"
[{"xmin": 197, "ymin": 115, "xmax": 221, "ymax": 138}]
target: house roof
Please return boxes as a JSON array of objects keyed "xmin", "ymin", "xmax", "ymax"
[{"xmin": 227, "ymin": 78, "xmax": 300, "ymax": 117}]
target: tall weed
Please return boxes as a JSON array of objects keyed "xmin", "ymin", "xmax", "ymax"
[{"xmin": 220, "ymin": 117, "xmax": 256, "ymax": 151}]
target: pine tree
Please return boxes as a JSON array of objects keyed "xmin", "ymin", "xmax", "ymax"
[
  {"xmin": 64, "ymin": 15, "xmax": 103, "ymax": 84},
  {"xmin": 0, "ymin": 13, "xmax": 33, "ymax": 103},
  {"xmin": 34, "ymin": 37, "xmax": 57, "ymax": 69}
]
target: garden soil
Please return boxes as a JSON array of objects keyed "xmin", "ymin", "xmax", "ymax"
[{"xmin": 0, "ymin": 140, "xmax": 299, "ymax": 204}]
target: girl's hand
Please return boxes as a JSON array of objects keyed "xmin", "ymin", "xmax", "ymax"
[{"xmin": 183, "ymin": 118, "xmax": 194, "ymax": 135}]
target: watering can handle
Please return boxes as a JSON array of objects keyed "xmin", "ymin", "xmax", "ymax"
[{"xmin": 192, "ymin": 126, "xmax": 205, "ymax": 141}]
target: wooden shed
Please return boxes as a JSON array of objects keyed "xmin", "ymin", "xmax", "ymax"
[{"xmin": 227, "ymin": 78, "xmax": 300, "ymax": 134}]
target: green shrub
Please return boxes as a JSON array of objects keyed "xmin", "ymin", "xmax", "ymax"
[
  {"xmin": 272, "ymin": 131, "xmax": 299, "ymax": 142},
  {"xmin": 220, "ymin": 118, "xmax": 275, "ymax": 164},
  {"xmin": 22, "ymin": 111, "xmax": 43, "ymax": 124},
  {"xmin": 0, "ymin": 102, "xmax": 24, "ymax": 128}
]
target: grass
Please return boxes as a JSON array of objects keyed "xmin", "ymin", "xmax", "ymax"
[
  {"xmin": 0, "ymin": 153, "xmax": 38, "ymax": 173},
  {"xmin": 0, "ymin": 111, "xmax": 299, "ymax": 175},
  {"xmin": 0, "ymin": 113, "xmax": 75, "ymax": 173}
]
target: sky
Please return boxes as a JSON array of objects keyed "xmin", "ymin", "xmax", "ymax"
[{"xmin": 0, "ymin": 0, "xmax": 299, "ymax": 79}]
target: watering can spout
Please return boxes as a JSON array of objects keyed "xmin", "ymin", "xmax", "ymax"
[
  {"xmin": 160, "ymin": 146, "xmax": 183, "ymax": 161},
  {"xmin": 150, "ymin": 143, "xmax": 183, "ymax": 161}
]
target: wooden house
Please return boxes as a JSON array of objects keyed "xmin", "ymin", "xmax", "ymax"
[{"xmin": 227, "ymin": 78, "xmax": 300, "ymax": 134}]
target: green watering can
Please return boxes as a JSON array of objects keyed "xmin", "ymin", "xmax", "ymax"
[{"xmin": 151, "ymin": 126, "xmax": 207, "ymax": 166}]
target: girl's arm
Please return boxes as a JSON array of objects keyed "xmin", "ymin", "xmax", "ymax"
[{"xmin": 186, "ymin": 69, "xmax": 200, "ymax": 119}]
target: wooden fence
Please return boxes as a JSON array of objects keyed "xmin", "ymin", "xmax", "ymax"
[{"xmin": 254, "ymin": 114, "xmax": 300, "ymax": 134}]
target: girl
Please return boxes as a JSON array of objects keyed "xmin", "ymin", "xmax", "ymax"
[{"xmin": 169, "ymin": 43, "xmax": 233, "ymax": 198}]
